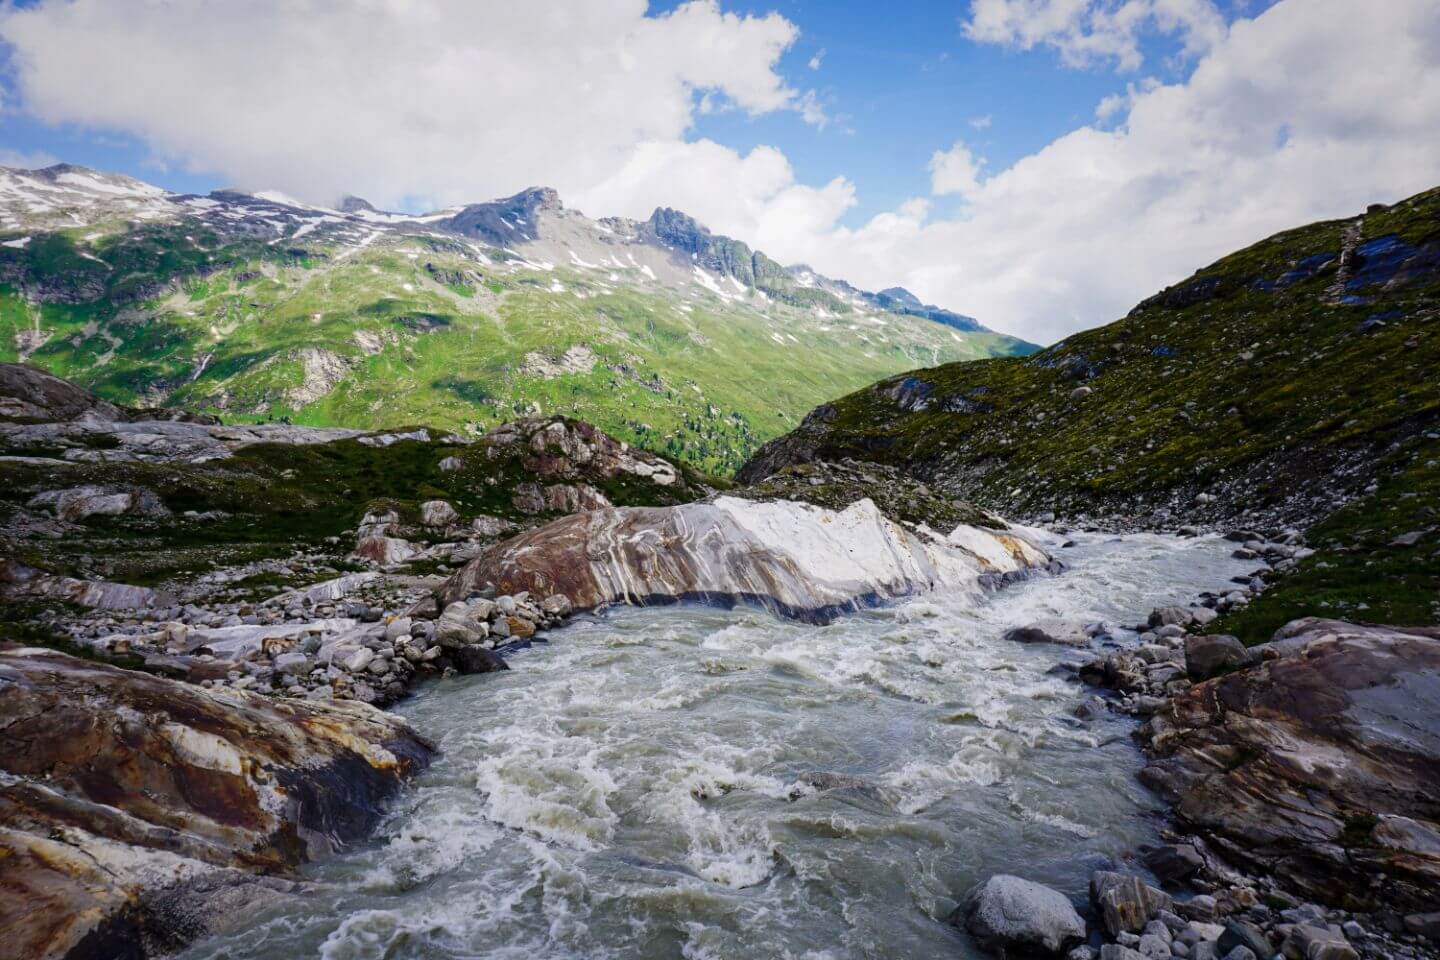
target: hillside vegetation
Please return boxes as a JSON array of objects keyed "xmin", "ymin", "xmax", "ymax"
[{"xmin": 740, "ymin": 187, "xmax": 1440, "ymax": 639}]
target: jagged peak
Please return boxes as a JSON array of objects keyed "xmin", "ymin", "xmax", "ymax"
[{"xmin": 338, "ymin": 195, "xmax": 376, "ymax": 214}]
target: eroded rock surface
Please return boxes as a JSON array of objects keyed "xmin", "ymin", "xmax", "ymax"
[
  {"xmin": 441, "ymin": 495, "xmax": 1050, "ymax": 623},
  {"xmin": 1140, "ymin": 618, "xmax": 1440, "ymax": 913},
  {"xmin": 0, "ymin": 645, "xmax": 432, "ymax": 960}
]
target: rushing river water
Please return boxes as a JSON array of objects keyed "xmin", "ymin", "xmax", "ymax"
[{"xmin": 181, "ymin": 531, "xmax": 1254, "ymax": 960}]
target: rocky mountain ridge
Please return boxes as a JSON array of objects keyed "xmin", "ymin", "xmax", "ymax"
[
  {"xmin": 0, "ymin": 162, "xmax": 1032, "ymax": 472},
  {"xmin": 740, "ymin": 186, "xmax": 1440, "ymax": 641}
]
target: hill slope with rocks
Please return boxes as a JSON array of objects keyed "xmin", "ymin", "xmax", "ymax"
[
  {"xmin": 740, "ymin": 187, "xmax": 1440, "ymax": 641},
  {"xmin": 0, "ymin": 163, "xmax": 1032, "ymax": 474}
]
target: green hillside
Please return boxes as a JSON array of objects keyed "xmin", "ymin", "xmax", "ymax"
[
  {"xmin": 0, "ymin": 170, "xmax": 1032, "ymax": 475},
  {"xmin": 740, "ymin": 186, "xmax": 1440, "ymax": 639}
]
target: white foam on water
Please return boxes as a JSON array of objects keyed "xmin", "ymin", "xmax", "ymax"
[{"xmin": 179, "ymin": 530, "xmax": 1258, "ymax": 960}]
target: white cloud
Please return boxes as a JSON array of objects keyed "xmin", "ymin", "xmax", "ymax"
[
  {"xmin": 808, "ymin": 48, "xmax": 825, "ymax": 70},
  {"xmin": 614, "ymin": 0, "xmax": 1440, "ymax": 345},
  {"xmin": 1, "ymin": 0, "xmax": 1437, "ymax": 351},
  {"xmin": 969, "ymin": 114, "xmax": 994, "ymax": 129},
  {"xmin": 964, "ymin": 0, "xmax": 1229, "ymax": 71},
  {"xmin": 0, "ymin": 0, "xmax": 810, "ymax": 209},
  {"xmin": 928, "ymin": 142, "xmax": 986, "ymax": 198},
  {"xmin": 0, "ymin": 147, "xmax": 57, "ymax": 169}
]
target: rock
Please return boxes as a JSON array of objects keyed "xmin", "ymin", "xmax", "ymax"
[
  {"xmin": 1189, "ymin": 607, "xmax": 1219, "ymax": 627},
  {"xmin": 0, "ymin": 559, "xmax": 175, "ymax": 611},
  {"xmin": 435, "ymin": 609, "xmax": 485, "ymax": 648},
  {"xmin": 27, "ymin": 484, "xmax": 169, "ymax": 522},
  {"xmin": 0, "ymin": 646, "xmax": 431, "ymax": 960},
  {"xmin": 1183, "ymin": 634, "xmax": 1252, "ymax": 680},
  {"xmin": 1404, "ymin": 913, "xmax": 1440, "ymax": 940},
  {"xmin": 384, "ymin": 617, "xmax": 413, "ymax": 642},
  {"xmin": 1072, "ymin": 386, "xmax": 1094, "ymax": 400},
  {"xmin": 1389, "ymin": 530, "xmax": 1425, "ymax": 547},
  {"xmin": 1217, "ymin": 921, "xmax": 1272, "ymax": 960},
  {"xmin": 1138, "ymin": 932, "xmax": 1172, "ymax": 958},
  {"xmin": 961, "ymin": 874, "xmax": 1087, "ymax": 955},
  {"xmin": 453, "ymin": 645, "xmax": 510, "ymax": 675},
  {"xmin": 1150, "ymin": 607, "xmax": 1195, "ymax": 628},
  {"xmin": 1281, "ymin": 925, "xmax": 1357, "ymax": 960},
  {"xmin": 1140, "ymin": 619, "xmax": 1440, "ymax": 913},
  {"xmin": 295, "ymin": 571, "xmax": 381, "ymax": 604},
  {"xmin": 1092, "ymin": 871, "xmax": 1175, "ymax": 937},
  {"xmin": 541, "ymin": 594, "xmax": 573, "ymax": 617},
  {"xmin": 439, "ymin": 496, "xmax": 1049, "ymax": 625},
  {"xmin": 351, "ymin": 535, "xmax": 418, "ymax": 566},
  {"xmin": 420, "ymin": 499, "xmax": 459, "ymax": 528},
  {"xmin": 1146, "ymin": 843, "xmax": 1205, "ymax": 883},
  {"xmin": 1003, "ymin": 622, "xmax": 1091, "ymax": 647},
  {"xmin": 273, "ymin": 651, "xmax": 313, "ymax": 676},
  {"xmin": 1102, "ymin": 946, "xmax": 1146, "ymax": 960},
  {"xmin": 505, "ymin": 616, "xmax": 536, "ymax": 639},
  {"xmin": 340, "ymin": 646, "xmax": 375, "ymax": 673}
]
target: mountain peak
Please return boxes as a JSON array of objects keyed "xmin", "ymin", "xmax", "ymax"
[
  {"xmin": 877, "ymin": 286, "xmax": 921, "ymax": 308},
  {"xmin": 338, "ymin": 195, "xmax": 376, "ymax": 214}
]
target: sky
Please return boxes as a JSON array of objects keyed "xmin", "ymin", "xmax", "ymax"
[{"xmin": 0, "ymin": 0, "xmax": 1437, "ymax": 344}]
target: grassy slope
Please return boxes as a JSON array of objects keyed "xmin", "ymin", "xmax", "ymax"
[
  {"xmin": 0, "ymin": 223, "xmax": 1030, "ymax": 475},
  {"xmin": 739, "ymin": 188, "xmax": 1440, "ymax": 641}
]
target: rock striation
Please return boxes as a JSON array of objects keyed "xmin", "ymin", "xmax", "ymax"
[
  {"xmin": 0, "ymin": 645, "xmax": 432, "ymax": 960},
  {"xmin": 440, "ymin": 495, "xmax": 1051, "ymax": 623},
  {"xmin": 1140, "ymin": 618, "xmax": 1440, "ymax": 915}
]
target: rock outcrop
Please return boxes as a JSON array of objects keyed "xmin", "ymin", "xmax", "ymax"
[
  {"xmin": 0, "ymin": 645, "xmax": 432, "ymax": 960},
  {"xmin": 1140, "ymin": 618, "xmax": 1440, "ymax": 914},
  {"xmin": 440, "ymin": 495, "xmax": 1050, "ymax": 623}
]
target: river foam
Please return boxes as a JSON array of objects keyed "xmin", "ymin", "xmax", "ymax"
[{"xmin": 180, "ymin": 531, "xmax": 1255, "ymax": 960}]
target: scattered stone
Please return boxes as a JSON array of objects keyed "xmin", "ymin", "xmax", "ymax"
[{"xmin": 961, "ymin": 874, "xmax": 1087, "ymax": 955}]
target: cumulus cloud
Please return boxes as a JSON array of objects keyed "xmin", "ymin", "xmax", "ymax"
[
  {"xmin": 0, "ymin": 0, "xmax": 812, "ymax": 209},
  {"xmin": 809, "ymin": 0, "xmax": 1440, "ymax": 342},
  {"xmin": 964, "ymin": 0, "xmax": 1229, "ymax": 71},
  {"xmin": 808, "ymin": 48, "xmax": 825, "ymax": 70},
  {"xmin": 2, "ymin": 0, "xmax": 1437, "ymax": 348},
  {"xmin": 928, "ymin": 142, "xmax": 986, "ymax": 198}
]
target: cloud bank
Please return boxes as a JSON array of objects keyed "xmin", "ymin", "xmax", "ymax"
[{"xmin": 3, "ymin": 0, "xmax": 1439, "ymax": 343}]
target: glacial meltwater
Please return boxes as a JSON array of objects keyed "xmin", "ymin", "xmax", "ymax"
[{"xmin": 181, "ymin": 532, "xmax": 1255, "ymax": 960}]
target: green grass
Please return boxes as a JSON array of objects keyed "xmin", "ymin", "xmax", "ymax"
[
  {"xmin": 1, "ymin": 221, "xmax": 1031, "ymax": 475},
  {"xmin": 742, "ymin": 185, "xmax": 1440, "ymax": 635}
]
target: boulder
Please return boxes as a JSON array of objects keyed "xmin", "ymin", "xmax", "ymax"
[
  {"xmin": 439, "ymin": 496, "xmax": 1048, "ymax": 624},
  {"xmin": 351, "ymin": 535, "xmax": 418, "ymax": 566},
  {"xmin": 1002, "ymin": 622, "xmax": 1091, "ymax": 647},
  {"xmin": 1145, "ymin": 843, "xmax": 1205, "ymax": 883},
  {"xmin": 1217, "ymin": 921, "xmax": 1273, "ymax": 960},
  {"xmin": 420, "ymin": 499, "xmax": 459, "ymax": 528},
  {"xmin": 1280, "ymin": 925, "xmax": 1357, "ymax": 960},
  {"xmin": 453, "ymin": 645, "xmax": 509, "ymax": 675},
  {"xmin": 1183, "ymin": 634, "xmax": 1252, "ymax": 680},
  {"xmin": 1091, "ymin": 871, "xmax": 1174, "ymax": 937},
  {"xmin": 0, "ymin": 646, "xmax": 431, "ymax": 960},
  {"xmin": 1140, "ymin": 619, "xmax": 1440, "ymax": 912},
  {"xmin": 961, "ymin": 874, "xmax": 1087, "ymax": 955}
]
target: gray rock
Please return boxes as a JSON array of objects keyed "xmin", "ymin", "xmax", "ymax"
[
  {"xmin": 273, "ymin": 651, "xmax": 313, "ymax": 676},
  {"xmin": 962, "ymin": 874, "xmax": 1087, "ymax": 955},
  {"xmin": 1092, "ymin": 871, "xmax": 1175, "ymax": 937},
  {"xmin": 1281, "ymin": 924, "xmax": 1357, "ymax": 960},
  {"xmin": 453, "ymin": 645, "xmax": 509, "ymax": 675},
  {"xmin": 1138, "ymin": 933, "xmax": 1173, "ymax": 958},
  {"xmin": 1102, "ymin": 946, "xmax": 1147, "ymax": 960},
  {"xmin": 1150, "ymin": 607, "xmax": 1194, "ymax": 628},
  {"xmin": 1184, "ymin": 634, "xmax": 1251, "ymax": 680},
  {"xmin": 1217, "ymin": 921, "xmax": 1272, "ymax": 960}
]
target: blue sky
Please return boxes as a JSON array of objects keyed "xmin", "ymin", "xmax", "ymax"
[
  {"xmin": 3, "ymin": 0, "xmax": 1267, "ymax": 223},
  {"xmin": 1, "ymin": 0, "xmax": 1431, "ymax": 345}
]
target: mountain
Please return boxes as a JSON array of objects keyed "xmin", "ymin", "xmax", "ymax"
[
  {"xmin": 0, "ymin": 163, "xmax": 1034, "ymax": 473},
  {"xmin": 740, "ymin": 186, "xmax": 1440, "ymax": 641}
]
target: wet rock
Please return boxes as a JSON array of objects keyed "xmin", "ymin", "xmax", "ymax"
[
  {"xmin": 1140, "ymin": 619, "xmax": 1440, "ymax": 913},
  {"xmin": 1003, "ymin": 622, "xmax": 1091, "ymax": 647},
  {"xmin": 453, "ymin": 645, "xmax": 509, "ymax": 675},
  {"xmin": 961, "ymin": 874, "xmax": 1087, "ymax": 955},
  {"xmin": 0, "ymin": 645, "xmax": 431, "ymax": 960},
  {"xmin": 1092, "ymin": 871, "xmax": 1176, "ymax": 937}
]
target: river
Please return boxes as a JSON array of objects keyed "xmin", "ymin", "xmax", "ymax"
[{"xmin": 180, "ymin": 530, "xmax": 1254, "ymax": 960}]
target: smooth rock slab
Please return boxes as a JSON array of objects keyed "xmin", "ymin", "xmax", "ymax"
[
  {"xmin": 441, "ymin": 496, "xmax": 1049, "ymax": 624},
  {"xmin": 0, "ymin": 646, "xmax": 431, "ymax": 960},
  {"xmin": 962, "ymin": 874, "xmax": 1087, "ymax": 955}
]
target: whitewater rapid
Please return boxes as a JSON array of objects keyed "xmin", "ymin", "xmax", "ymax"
[{"xmin": 180, "ymin": 531, "xmax": 1255, "ymax": 960}]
